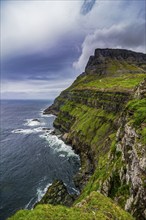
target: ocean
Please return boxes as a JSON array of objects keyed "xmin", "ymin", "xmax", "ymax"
[{"xmin": 0, "ymin": 100, "xmax": 80, "ymax": 220}]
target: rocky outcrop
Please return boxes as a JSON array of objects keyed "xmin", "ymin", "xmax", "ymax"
[
  {"xmin": 35, "ymin": 180, "xmax": 76, "ymax": 207},
  {"xmin": 86, "ymin": 48, "xmax": 146, "ymax": 73},
  {"xmin": 118, "ymin": 124, "xmax": 146, "ymax": 219},
  {"xmin": 97, "ymin": 79, "xmax": 146, "ymax": 219},
  {"xmin": 134, "ymin": 78, "xmax": 146, "ymax": 98},
  {"xmin": 116, "ymin": 80, "xmax": 146, "ymax": 219}
]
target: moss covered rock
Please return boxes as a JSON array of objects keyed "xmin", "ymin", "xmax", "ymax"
[{"xmin": 35, "ymin": 180, "xmax": 76, "ymax": 207}]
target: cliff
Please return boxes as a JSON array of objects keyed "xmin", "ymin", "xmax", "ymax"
[{"xmin": 9, "ymin": 49, "xmax": 146, "ymax": 220}]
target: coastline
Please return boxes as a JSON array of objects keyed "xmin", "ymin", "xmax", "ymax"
[
  {"xmin": 35, "ymin": 105, "xmax": 93, "ymax": 208},
  {"xmin": 33, "ymin": 111, "xmax": 82, "ymax": 208}
]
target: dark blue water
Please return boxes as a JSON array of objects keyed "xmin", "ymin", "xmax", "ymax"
[{"xmin": 0, "ymin": 100, "xmax": 80, "ymax": 220}]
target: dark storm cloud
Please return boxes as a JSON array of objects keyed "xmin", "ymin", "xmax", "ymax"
[
  {"xmin": 118, "ymin": 23, "xmax": 145, "ymax": 48},
  {"xmin": 1, "ymin": 36, "xmax": 82, "ymax": 81},
  {"xmin": 74, "ymin": 22, "xmax": 145, "ymax": 70},
  {"xmin": 80, "ymin": 0, "xmax": 96, "ymax": 15},
  {"xmin": 1, "ymin": 0, "xmax": 145, "ymax": 99}
]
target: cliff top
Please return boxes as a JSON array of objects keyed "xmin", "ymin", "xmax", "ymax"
[
  {"xmin": 86, "ymin": 48, "xmax": 146, "ymax": 71},
  {"xmin": 94, "ymin": 48, "xmax": 146, "ymax": 58}
]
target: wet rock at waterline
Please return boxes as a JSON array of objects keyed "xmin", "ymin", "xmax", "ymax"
[{"xmin": 35, "ymin": 180, "xmax": 76, "ymax": 207}]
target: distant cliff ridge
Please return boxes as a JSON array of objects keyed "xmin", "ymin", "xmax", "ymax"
[
  {"xmin": 86, "ymin": 48, "xmax": 146, "ymax": 72},
  {"xmin": 9, "ymin": 49, "xmax": 146, "ymax": 220}
]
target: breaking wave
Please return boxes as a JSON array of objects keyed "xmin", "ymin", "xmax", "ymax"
[
  {"xmin": 24, "ymin": 118, "xmax": 45, "ymax": 127},
  {"xmin": 36, "ymin": 183, "xmax": 52, "ymax": 202},
  {"xmin": 39, "ymin": 133, "xmax": 79, "ymax": 158},
  {"xmin": 11, "ymin": 127, "xmax": 48, "ymax": 135}
]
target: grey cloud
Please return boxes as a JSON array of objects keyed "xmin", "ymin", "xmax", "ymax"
[
  {"xmin": 1, "ymin": 78, "xmax": 73, "ymax": 100},
  {"xmin": 1, "ymin": 0, "xmax": 145, "ymax": 100},
  {"xmin": 74, "ymin": 22, "xmax": 145, "ymax": 71}
]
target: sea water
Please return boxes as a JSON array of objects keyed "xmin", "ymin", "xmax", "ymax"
[{"xmin": 0, "ymin": 100, "xmax": 80, "ymax": 220}]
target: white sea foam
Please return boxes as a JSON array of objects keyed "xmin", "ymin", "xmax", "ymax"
[
  {"xmin": 11, "ymin": 127, "xmax": 45, "ymax": 135},
  {"xmin": 40, "ymin": 133, "xmax": 79, "ymax": 158},
  {"xmin": 59, "ymin": 154, "xmax": 66, "ymax": 158},
  {"xmin": 24, "ymin": 118, "xmax": 45, "ymax": 127},
  {"xmin": 12, "ymin": 129, "xmax": 34, "ymax": 134},
  {"xmin": 37, "ymin": 183, "xmax": 52, "ymax": 202},
  {"xmin": 25, "ymin": 197, "xmax": 34, "ymax": 209},
  {"xmin": 40, "ymin": 112, "xmax": 55, "ymax": 118},
  {"xmin": 33, "ymin": 127, "xmax": 44, "ymax": 133},
  {"xmin": 71, "ymin": 187, "xmax": 80, "ymax": 195},
  {"xmin": 25, "ymin": 181, "xmax": 52, "ymax": 209}
]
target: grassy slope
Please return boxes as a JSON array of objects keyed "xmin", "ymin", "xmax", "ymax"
[
  {"xmin": 60, "ymin": 102, "xmax": 116, "ymax": 146},
  {"xmin": 70, "ymin": 59, "xmax": 145, "ymax": 92},
  {"xmin": 8, "ymin": 192, "xmax": 134, "ymax": 220},
  {"xmin": 126, "ymin": 98, "xmax": 146, "ymax": 145}
]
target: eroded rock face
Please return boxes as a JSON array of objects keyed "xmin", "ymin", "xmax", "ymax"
[
  {"xmin": 99, "ymin": 80, "xmax": 146, "ymax": 219},
  {"xmin": 35, "ymin": 180, "xmax": 76, "ymax": 207},
  {"xmin": 134, "ymin": 79, "xmax": 146, "ymax": 99},
  {"xmin": 116, "ymin": 123, "xmax": 146, "ymax": 220},
  {"xmin": 86, "ymin": 48, "xmax": 146, "ymax": 73}
]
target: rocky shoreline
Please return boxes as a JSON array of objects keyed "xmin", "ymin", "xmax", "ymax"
[
  {"xmin": 35, "ymin": 180, "xmax": 77, "ymax": 208},
  {"xmin": 33, "ymin": 126, "xmax": 82, "ymax": 208}
]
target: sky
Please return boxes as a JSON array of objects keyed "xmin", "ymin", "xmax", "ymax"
[{"xmin": 1, "ymin": 0, "xmax": 146, "ymax": 100}]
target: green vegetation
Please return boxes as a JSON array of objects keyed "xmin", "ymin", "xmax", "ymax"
[
  {"xmin": 127, "ymin": 99, "xmax": 146, "ymax": 126},
  {"xmin": 72, "ymin": 74, "xmax": 145, "ymax": 92},
  {"xmin": 74, "ymin": 135, "xmax": 130, "ymax": 209},
  {"xmin": 59, "ymin": 101, "xmax": 116, "ymax": 147},
  {"xmin": 141, "ymin": 128, "xmax": 146, "ymax": 145},
  {"xmin": 127, "ymin": 98, "xmax": 146, "ymax": 144},
  {"xmin": 69, "ymin": 59, "xmax": 145, "ymax": 92},
  {"xmin": 107, "ymin": 60, "xmax": 143, "ymax": 74},
  {"xmin": 8, "ymin": 192, "xmax": 134, "ymax": 220}
]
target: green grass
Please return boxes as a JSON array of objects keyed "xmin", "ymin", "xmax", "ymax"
[
  {"xmin": 73, "ymin": 74, "xmax": 145, "ymax": 92},
  {"xmin": 69, "ymin": 58, "xmax": 145, "ymax": 92},
  {"xmin": 127, "ymin": 99, "xmax": 146, "ymax": 126},
  {"xmin": 73, "ymin": 130, "xmax": 131, "ymax": 210},
  {"xmin": 141, "ymin": 128, "xmax": 146, "ymax": 144},
  {"xmin": 107, "ymin": 60, "xmax": 143, "ymax": 74},
  {"xmin": 126, "ymin": 98, "xmax": 146, "ymax": 145},
  {"xmin": 59, "ymin": 101, "xmax": 116, "ymax": 147},
  {"xmin": 8, "ymin": 192, "xmax": 134, "ymax": 220}
]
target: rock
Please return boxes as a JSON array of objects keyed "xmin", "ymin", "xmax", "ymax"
[
  {"xmin": 115, "ymin": 121, "xmax": 146, "ymax": 219},
  {"xmin": 85, "ymin": 48, "xmax": 146, "ymax": 73},
  {"xmin": 50, "ymin": 129, "xmax": 62, "ymax": 136},
  {"xmin": 31, "ymin": 119, "xmax": 40, "ymax": 122},
  {"xmin": 61, "ymin": 133, "xmax": 69, "ymax": 141},
  {"xmin": 134, "ymin": 79, "xmax": 146, "ymax": 99},
  {"xmin": 35, "ymin": 180, "xmax": 77, "ymax": 208},
  {"xmin": 42, "ymin": 128, "xmax": 51, "ymax": 131}
]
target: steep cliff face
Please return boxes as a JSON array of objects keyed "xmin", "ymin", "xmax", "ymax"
[
  {"xmin": 77, "ymin": 81, "xmax": 146, "ymax": 219},
  {"xmin": 9, "ymin": 49, "xmax": 146, "ymax": 220},
  {"xmin": 44, "ymin": 49, "xmax": 146, "ymax": 219},
  {"xmin": 116, "ymin": 82, "xmax": 146, "ymax": 218}
]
